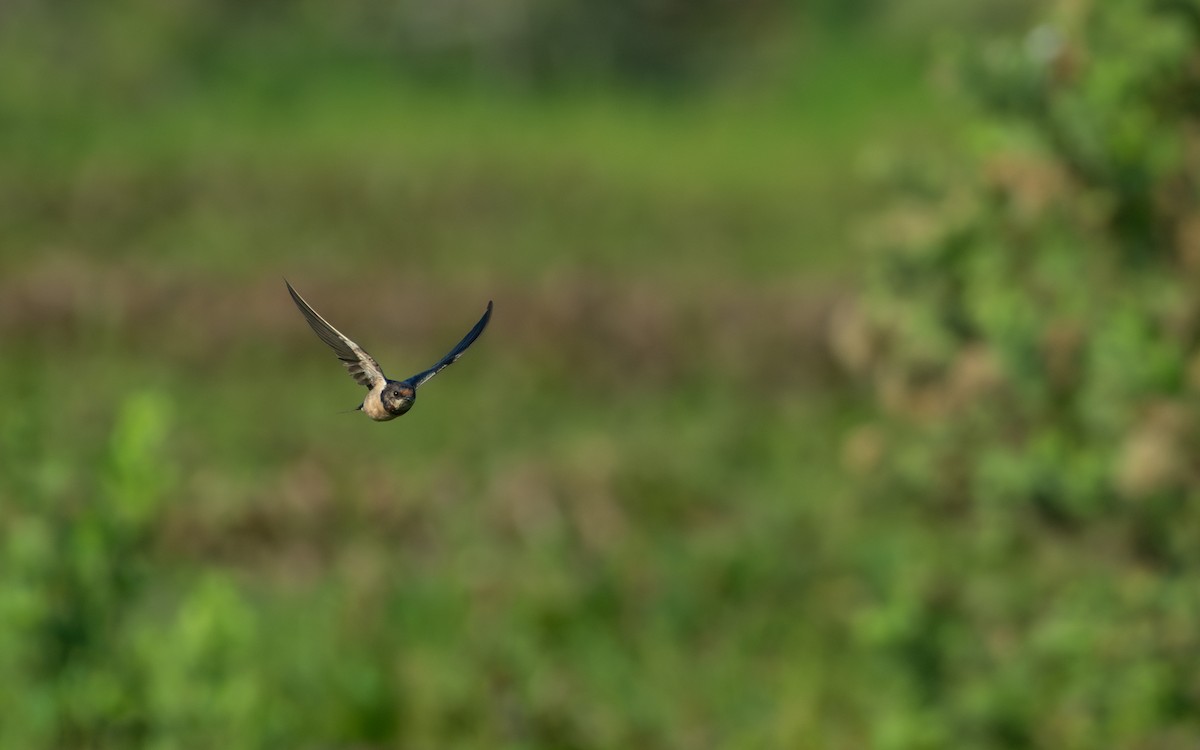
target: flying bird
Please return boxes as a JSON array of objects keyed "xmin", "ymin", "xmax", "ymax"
[{"xmin": 285, "ymin": 280, "xmax": 492, "ymax": 421}]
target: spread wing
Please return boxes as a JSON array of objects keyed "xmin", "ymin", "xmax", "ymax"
[
  {"xmin": 403, "ymin": 301, "xmax": 492, "ymax": 389},
  {"xmin": 285, "ymin": 280, "xmax": 386, "ymax": 389}
]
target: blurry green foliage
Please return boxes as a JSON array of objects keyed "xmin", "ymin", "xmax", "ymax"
[
  {"xmin": 0, "ymin": 0, "xmax": 1145, "ymax": 746},
  {"xmin": 0, "ymin": 0, "xmax": 1030, "ymax": 99},
  {"xmin": 0, "ymin": 0, "xmax": 785, "ymax": 95},
  {"xmin": 1, "ymin": 392, "xmax": 174, "ymax": 747},
  {"xmin": 843, "ymin": 0, "xmax": 1200, "ymax": 745}
]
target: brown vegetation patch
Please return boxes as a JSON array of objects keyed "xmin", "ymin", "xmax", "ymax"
[{"xmin": 1, "ymin": 255, "xmax": 847, "ymax": 390}]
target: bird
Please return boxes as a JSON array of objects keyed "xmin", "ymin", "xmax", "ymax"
[{"xmin": 285, "ymin": 279, "xmax": 492, "ymax": 421}]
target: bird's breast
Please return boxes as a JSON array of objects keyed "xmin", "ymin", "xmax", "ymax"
[{"xmin": 361, "ymin": 385, "xmax": 397, "ymax": 421}]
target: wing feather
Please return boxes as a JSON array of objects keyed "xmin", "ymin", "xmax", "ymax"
[
  {"xmin": 403, "ymin": 301, "xmax": 492, "ymax": 389},
  {"xmin": 285, "ymin": 280, "xmax": 386, "ymax": 389}
]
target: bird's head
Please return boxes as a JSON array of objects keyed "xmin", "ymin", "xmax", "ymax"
[{"xmin": 382, "ymin": 383, "xmax": 416, "ymax": 416}]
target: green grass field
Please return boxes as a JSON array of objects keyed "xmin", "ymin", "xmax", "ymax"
[{"xmin": 0, "ymin": 6, "xmax": 1011, "ymax": 748}]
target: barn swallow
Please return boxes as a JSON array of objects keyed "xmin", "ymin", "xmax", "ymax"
[{"xmin": 285, "ymin": 280, "xmax": 492, "ymax": 421}]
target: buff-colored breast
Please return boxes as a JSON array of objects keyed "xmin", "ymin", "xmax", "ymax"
[{"xmin": 361, "ymin": 383, "xmax": 397, "ymax": 421}]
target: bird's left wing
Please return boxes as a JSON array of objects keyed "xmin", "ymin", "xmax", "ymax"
[
  {"xmin": 403, "ymin": 300, "xmax": 493, "ymax": 389},
  {"xmin": 285, "ymin": 280, "xmax": 387, "ymax": 389}
]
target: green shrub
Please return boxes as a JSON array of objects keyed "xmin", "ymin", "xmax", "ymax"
[
  {"xmin": 840, "ymin": 1, "xmax": 1200, "ymax": 746},
  {"xmin": 0, "ymin": 392, "xmax": 278, "ymax": 748}
]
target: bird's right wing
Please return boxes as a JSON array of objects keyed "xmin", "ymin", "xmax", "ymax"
[{"xmin": 285, "ymin": 280, "xmax": 386, "ymax": 389}]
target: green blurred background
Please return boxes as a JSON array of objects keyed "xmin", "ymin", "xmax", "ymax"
[{"xmin": 6, "ymin": 0, "xmax": 1200, "ymax": 747}]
